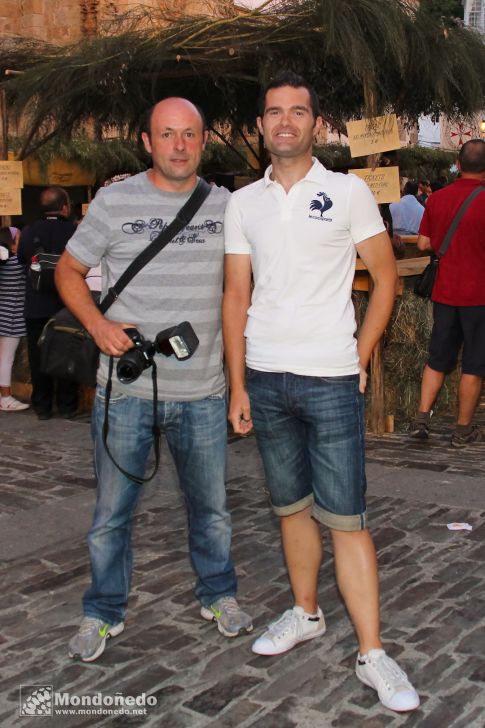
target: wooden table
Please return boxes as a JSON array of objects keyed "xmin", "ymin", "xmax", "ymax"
[{"xmin": 353, "ymin": 256, "xmax": 430, "ymax": 434}]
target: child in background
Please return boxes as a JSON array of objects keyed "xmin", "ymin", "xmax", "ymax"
[{"xmin": 0, "ymin": 227, "xmax": 30, "ymax": 411}]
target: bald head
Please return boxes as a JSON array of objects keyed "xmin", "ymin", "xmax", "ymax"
[
  {"xmin": 140, "ymin": 96, "xmax": 208, "ymax": 191},
  {"xmin": 142, "ymin": 98, "xmax": 206, "ymax": 140},
  {"xmin": 458, "ymin": 139, "xmax": 485, "ymax": 175},
  {"xmin": 40, "ymin": 186, "xmax": 70, "ymax": 215}
]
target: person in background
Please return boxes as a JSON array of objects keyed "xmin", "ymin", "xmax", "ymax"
[
  {"xmin": 410, "ymin": 139, "xmax": 485, "ymax": 447},
  {"xmin": 17, "ymin": 187, "xmax": 79, "ymax": 420},
  {"xmin": 417, "ymin": 179, "xmax": 431, "ymax": 207},
  {"xmin": 430, "ymin": 180, "xmax": 444, "ymax": 194},
  {"xmin": 0, "ymin": 227, "xmax": 30, "ymax": 412},
  {"xmin": 389, "ymin": 180, "xmax": 425, "ymax": 235}
]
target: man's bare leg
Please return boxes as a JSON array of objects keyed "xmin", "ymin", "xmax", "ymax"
[
  {"xmin": 456, "ymin": 373, "xmax": 483, "ymax": 425},
  {"xmin": 331, "ymin": 529, "xmax": 382, "ymax": 654},
  {"xmin": 418, "ymin": 364, "xmax": 446, "ymax": 412},
  {"xmin": 281, "ymin": 506, "xmax": 322, "ymax": 613}
]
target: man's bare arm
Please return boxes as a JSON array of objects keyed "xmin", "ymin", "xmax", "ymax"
[
  {"xmin": 355, "ymin": 231, "xmax": 398, "ymax": 392},
  {"xmin": 55, "ymin": 251, "xmax": 134, "ymax": 357},
  {"xmin": 417, "ymin": 234, "xmax": 432, "ymax": 252},
  {"xmin": 222, "ymin": 254, "xmax": 253, "ymax": 435}
]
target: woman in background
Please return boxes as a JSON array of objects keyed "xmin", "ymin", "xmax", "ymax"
[{"xmin": 0, "ymin": 227, "xmax": 30, "ymax": 411}]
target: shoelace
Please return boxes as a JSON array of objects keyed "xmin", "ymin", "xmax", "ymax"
[
  {"xmin": 267, "ymin": 609, "xmax": 300, "ymax": 639},
  {"xmin": 216, "ymin": 596, "xmax": 240, "ymax": 616},
  {"xmin": 368, "ymin": 653, "xmax": 409, "ymax": 690},
  {"xmin": 78, "ymin": 617, "xmax": 104, "ymax": 635}
]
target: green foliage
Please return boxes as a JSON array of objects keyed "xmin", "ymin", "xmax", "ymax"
[
  {"xmin": 314, "ymin": 143, "xmax": 352, "ymax": 169},
  {"xmin": 395, "ymin": 146, "xmax": 456, "ymax": 180},
  {"xmin": 8, "ymin": 135, "xmax": 147, "ymax": 181},
  {"xmin": 314, "ymin": 143, "xmax": 456, "ymax": 181},
  {"xmin": 420, "ymin": 0, "xmax": 464, "ymax": 22},
  {"xmin": 2, "ymin": 0, "xmax": 484, "ymax": 160},
  {"xmin": 201, "ymin": 142, "xmax": 251, "ymax": 174}
]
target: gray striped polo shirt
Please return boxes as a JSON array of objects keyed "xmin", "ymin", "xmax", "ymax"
[{"xmin": 67, "ymin": 172, "xmax": 229, "ymax": 401}]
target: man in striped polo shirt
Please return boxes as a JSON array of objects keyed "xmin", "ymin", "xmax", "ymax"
[{"xmin": 56, "ymin": 97, "xmax": 253, "ymax": 662}]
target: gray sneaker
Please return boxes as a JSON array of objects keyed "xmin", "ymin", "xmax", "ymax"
[
  {"xmin": 409, "ymin": 411, "xmax": 432, "ymax": 440},
  {"xmin": 450, "ymin": 425, "xmax": 485, "ymax": 449},
  {"xmin": 68, "ymin": 617, "xmax": 124, "ymax": 662},
  {"xmin": 200, "ymin": 596, "xmax": 253, "ymax": 637}
]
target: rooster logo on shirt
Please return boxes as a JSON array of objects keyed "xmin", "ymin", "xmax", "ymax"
[{"xmin": 309, "ymin": 192, "xmax": 333, "ymax": 218}]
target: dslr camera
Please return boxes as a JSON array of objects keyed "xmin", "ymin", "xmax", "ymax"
[{"xmin": 117, "ymin": 323, "xmax": 199, "ymax": 384}]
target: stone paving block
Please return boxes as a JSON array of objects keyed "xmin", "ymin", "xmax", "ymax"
[
  {"xmin": 438, "ymin": 577, "xmax": 482, "ymax": 602},
  {"xmin": 450, "ymin": 707, "xmax": 485, "ymax": 728},
  {"xmin": 384, "ymin": 581, "xmax": 443, "ymax": 611},
  {"xmin": 207, "ymin": 699, "xmax": 266, "ymax": 727},
  {"xmin": 183, "ymin": 674, "xmax": 260, "ymax": 717},
  {"xmin": 455, "ymin": 627, "xmax": 485, "ymax": 656},
  {"xmin": 248, "ymin": 697, "xmax": 298, "ymax": 728},
  {"xmin": 254, "ymin": 656, "xmax": 326, "ymax": 702},
  {"xmin": 417, "ymin": 685, "xmax": 482, "ymax": 727}
]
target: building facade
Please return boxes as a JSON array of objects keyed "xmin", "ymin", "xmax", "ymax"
[{"xmin": 0, "ymin": 0, "xmax": 213, "ymax": 44}]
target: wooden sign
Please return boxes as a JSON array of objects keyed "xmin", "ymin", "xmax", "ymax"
[
  {"xmin": 0, "ymin": 161, "xmax": 24, "ymax": 189},
  {"xmin": 23, "ymin": 158, "xmax": 95, "ymax": 186},
  {"xmin": 0, "ymin": 188, "xmax": 22, "ymax": 215},
  {"xmin": 346, "ymin": 115, "xmax": 401, "ymax": 158},
  {"xmin": 351, "ymin": 166, "xmax": 401, "ymax": 203}
]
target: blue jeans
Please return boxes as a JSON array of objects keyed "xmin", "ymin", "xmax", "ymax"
[
  {"xmin": 83, "ymin": 386, "xmax": 236, "ymax": 624},
  {"xmin": 246, "ymin": 369, "xmax": 367, "ymax": 532}
]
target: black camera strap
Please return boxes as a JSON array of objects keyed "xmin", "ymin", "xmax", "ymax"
[
  {"xmin": 101, "ymin": 177, "xmax": 211, "ymax": 484},
  {"xmin": 102, "ymin": 356, "xmax": 161, "ymax": 485}
]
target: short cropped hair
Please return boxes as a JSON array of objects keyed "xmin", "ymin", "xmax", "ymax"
[
  {"xmin": 259, "ymin": 72, "xmax": 321, "ymax": 119},
  {"xmin": 458, "ymin": 139, "xmax": 485, "ymax": 173},
  {"xmin": 403, "ymin": 180, "xmax": 419, "ymax": 196}
]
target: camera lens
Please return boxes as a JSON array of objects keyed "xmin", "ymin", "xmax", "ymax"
[{"xmin": 116, "ymin": 350, "xmax": 145, "ymax": 384}]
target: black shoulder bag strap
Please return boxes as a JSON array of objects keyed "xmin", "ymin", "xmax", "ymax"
[
  {"xmin": 437, "ymin": 184, "xmax": 485, "ymax": 258},
  {"xmin": 99, "ymin": 177, "xmax": 211, "ymax": 314},
  {"xmin": 101, "ymin": 178, "xmax": 211, "ymax": 485}
]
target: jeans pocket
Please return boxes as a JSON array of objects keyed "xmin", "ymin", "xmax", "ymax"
[
  {"xmin": 206, "ymin": 391, "xmax": 226, "ymax": 401},
  {"xmin": 319, "ymin": 374, "xmax": 359, "ymax": 384},
  {"xmin": 245, "ymin": 367, "xmax": 259, "ymax": 381},
  {"xmin": 95, "ymin": 385, "xmax": 129, "ymax": 404}
]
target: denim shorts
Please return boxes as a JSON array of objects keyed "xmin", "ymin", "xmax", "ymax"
[{"xmin": 246, "ymin": 369, "xmax": 367, "ymax": 532}]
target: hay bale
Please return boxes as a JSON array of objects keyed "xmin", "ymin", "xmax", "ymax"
[{"xmin": 354, "ymin": 285, "xmax": 460, "ymax": 431}]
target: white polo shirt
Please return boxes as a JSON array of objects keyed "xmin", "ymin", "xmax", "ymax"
[{"xmin": 224, "ymin": 158, "xmax": 385, "ymax": 376}]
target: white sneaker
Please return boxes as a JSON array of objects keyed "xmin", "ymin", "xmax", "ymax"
[
  {"xmin": 0, "ymin": 396, "xmax": 30, "ymax": 412},
  {"xmin": 252, "ymin": 605, "xmax": 326, "ymax": 656},
  {"xmin": 356, "ymin": 649, "xmax": 420, "ymax": 712}
]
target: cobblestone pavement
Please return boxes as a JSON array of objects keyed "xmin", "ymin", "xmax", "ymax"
[{"xmin": 0, "ymin": 407, "xmax": 484, "ymax": 728}]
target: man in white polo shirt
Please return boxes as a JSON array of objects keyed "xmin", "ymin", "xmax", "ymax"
[{"xmin": 222, "ymin": 72, "xmax": 419, "ymax": 713}]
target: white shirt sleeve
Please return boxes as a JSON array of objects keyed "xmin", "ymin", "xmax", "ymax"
[
  {"xmin": 224, "ymin": 193, "xmax": 252, "ymax": 254},
  {"xmin": 348, "ymin": 174, "xmax": 386, "ymax": 245}
]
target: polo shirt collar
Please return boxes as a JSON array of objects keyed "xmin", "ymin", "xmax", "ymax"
[{"xmin": 263, "ymin": 157, "xmax": 327, "ymax": 187}]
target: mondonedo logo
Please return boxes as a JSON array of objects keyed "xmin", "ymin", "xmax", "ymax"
[{"xmin": 19, "ymin": 685, "xmax": 157, "ymax": 717}]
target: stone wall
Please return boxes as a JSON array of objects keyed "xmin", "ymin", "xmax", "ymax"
[{"xmin": 0, "ymin": 0, "xmax": 222, "ymax": 44}]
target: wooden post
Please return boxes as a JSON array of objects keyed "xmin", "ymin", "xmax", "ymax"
[
  {"xmin": 0, "ymin": 86, "xmax": 12, "ymax": 227},
  {"xmin": 367, "ymin": 276, "xmax": 386, "ymax": 434}
]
